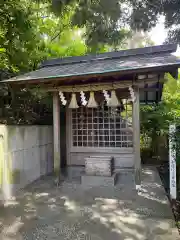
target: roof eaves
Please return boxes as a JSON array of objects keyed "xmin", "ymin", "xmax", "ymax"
[{"xmin": 2, "ymin": 60, "xmax": 180, "ymax": 84}]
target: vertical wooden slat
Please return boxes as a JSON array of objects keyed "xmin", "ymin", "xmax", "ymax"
[
  {"xmin": 133, "ymin": 87, "xmax": 141, "ymax": 187},
  {"xmin": 53, "ymin": 92, "xmax": 60, "ymax": 179}
]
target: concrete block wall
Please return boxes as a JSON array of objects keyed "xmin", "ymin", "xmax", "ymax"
[{"xmin": 0, "ymin": 125, "xmax": 53, "ymax": 200}]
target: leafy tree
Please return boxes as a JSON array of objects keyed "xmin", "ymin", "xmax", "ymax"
[
  {"xmin": 0, "ymin": 0, "xmax": 88, "ymax": 124},
  {"xmin": 140, "ymin": 73, "xmax": 180, "ymax": 162},
  {"xmin": 0, "ymin": 0, "xmax": 89, "ymax": 76},
  {"xmin": 35, "ymin": 0, "xmax": 132, "ymax": 51},
  {"xmin": 0, "ymin": 0, "xmax": 56, "ymax": 83},
  {"xmin": 130, "ymin": 0, "xmax": 180, "ymax": 43},
  {"xmin": 45, "ymin": 0, "xmax": 180, "ymax": 45},
  {"xmin": 0, "ymin": 1, "xmax": 39, "ymax": 74},
  {"xmin": 126, "ymin": 31, "xmax": 154, "ymax": 49}
]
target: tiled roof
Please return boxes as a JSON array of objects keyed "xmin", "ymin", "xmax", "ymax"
[{"xmin": 2, "ymin": 44, "xmax": 180, "ymax": 83}]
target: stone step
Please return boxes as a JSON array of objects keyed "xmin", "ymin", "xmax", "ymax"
[{"xmin": 81, "ymin": 173, "xmax": 117, "ymax": 187}]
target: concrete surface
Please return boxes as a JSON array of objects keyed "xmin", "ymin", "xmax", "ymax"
[
  {"xmin": 0, "ymin": 125, "xmax": 53, "ymax": 200},
  {"xmin": 0, "ymin": 166, "xmax": 179, "ymax": 240}
]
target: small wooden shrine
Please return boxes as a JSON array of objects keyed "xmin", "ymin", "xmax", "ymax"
[{"xmin": 2, "ymin": 44, "xmax": 180, "ymax": 187}]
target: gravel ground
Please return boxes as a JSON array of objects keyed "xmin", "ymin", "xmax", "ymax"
[{"xmin": 0, "ymin": 167, "xmax": 179, "ymax": 240}]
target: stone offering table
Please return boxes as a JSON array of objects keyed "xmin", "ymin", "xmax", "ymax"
[{"xmin": 81, "ymin": 156, "xmax": 117, "ymax": 186}]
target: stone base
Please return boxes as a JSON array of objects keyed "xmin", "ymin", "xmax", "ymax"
[
  {"xmin": 81, "ymin": 173, "xmax": 117, "ymax": 187},
  {"xmin": 85, "ymin": 156, "xmax": 113, "ymax": 176}
]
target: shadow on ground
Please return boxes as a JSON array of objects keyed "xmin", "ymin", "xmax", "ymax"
[{"xmin": 0, "ymin": 167, "xmax": 179, "ymax": 240}]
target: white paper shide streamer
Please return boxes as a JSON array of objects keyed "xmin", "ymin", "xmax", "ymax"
[
  {"xmin": 80, "ymin": 91, "xmax": 87, "ymax": 106},
  {"xmin": 129, "ymin": 86, "xmax": 136, "ymax": 102},
  {"xmin": 59, "ymin": 91, "xmax": 67, "ymax": 105},
  {"xmin": 103, "ymin": 90, "xmax": 110, "ymax": 104}
]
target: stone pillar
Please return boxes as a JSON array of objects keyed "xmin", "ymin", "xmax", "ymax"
[
  {"xmin": 133, "ymin": 87, "xmax": 141, "ymax": 188},
  {"xmin": 169, "ymin": 124, "xmax": 177, "ymax": 199},
  {"xmin": 53, "ymin": 92, "xmax": 60, "ymax": 179}
]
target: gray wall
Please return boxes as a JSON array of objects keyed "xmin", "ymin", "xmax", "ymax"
[{"xmin": 0, "ymin": 125, "xmax": 53, "ymax": 200}]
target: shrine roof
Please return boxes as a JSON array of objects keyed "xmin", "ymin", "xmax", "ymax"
[{"xmin": 2, "ymin": 44, "xmax": 180, "ymax": 84}]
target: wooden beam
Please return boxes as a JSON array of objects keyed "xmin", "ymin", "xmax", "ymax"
[
  {"xmin": 8, "ymin": 72, "xmax": 165, "ymax": 91},
  {"xmin": 53, "ymin": 92, "xmax": 61, "ymax": 180},
  {"xmin": 133, "ymin": 87, "xmax": 141, "ymax": 188},
  {"xmin": 44, "ymin": 79, "xmax": 160, "ymax": 93}
]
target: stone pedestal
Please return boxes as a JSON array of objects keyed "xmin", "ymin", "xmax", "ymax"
[
  {"xmin": 82, "ymin": 156, "xmax": 116, "ymax": 186},
  {"xmin": 85, "ymin": 156, "xmax": 113, "ymax": 177}
]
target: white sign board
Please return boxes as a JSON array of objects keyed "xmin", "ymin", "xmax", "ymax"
[{"xmin": 169, "ymin": 124, "xmax": 177, "ymax": 199}]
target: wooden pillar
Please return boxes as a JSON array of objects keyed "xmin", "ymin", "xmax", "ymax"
[
  {"xmin": 53, "ymin": 92, "xmax": 60, "ymax": 179},
  {"xmin": 133, "ymin": 87, "xmax": 141, "ymax": 187}
]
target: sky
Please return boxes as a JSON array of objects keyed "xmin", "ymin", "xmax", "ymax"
[
  {"xmin": 150, "ymin": 16, "xmax": 167, "ymax": 45},
  {"xmin": 150, "ymin": 16, "xmax": 180, "ymax": 56}
]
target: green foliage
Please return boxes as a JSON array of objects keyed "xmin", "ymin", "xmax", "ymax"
[
  {"xmin": 129, "ymin": 1, "xmax": 160, "ymax": 31},
  {"xmin": 140, "ymin": 73, "xmax": 180, "ymax": 161},
  {"xmin": 129, "ymin": 0, "xmax": 180, "ymax": 43},
  {"xmin": 48, "ymin": 0, "xmax": 180, "ymax": 45},
  {"xmin": 126, "ymin": 31, "xmax": 155, "ymax": 49},
  {"xmin": 41, "ymin": 0, "xmax": 132, "ymax": 49},
  {"xmin": 45, "ymin": 28, "xmax": 87, "ymax": 57},
  {"xmin": 0, "ymin": 0, "xmax": 87, "ymax": 77},
  {"xmin": 0, "ymin": 1, "xmax": 43, "ymax": 74},
  {"xmin": 0, "ymin": 0, "xmax": 89, "ymax": 124},
  {"xmin": 162, "ymin": 73, "xmax": 180, "ymax": 124},
  {"xmin": 141, "ymin": 73, "xmax": 180, "ymax": 134},
  {"xmin": 30, "ymin": 0, "xmax": 180, "ymax": 47}
]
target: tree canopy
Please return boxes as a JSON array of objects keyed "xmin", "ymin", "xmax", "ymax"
[
  {"xmin": 50, "ymin": 0, "xmax": 180, "ymax": 44},
  {"xmin": 0, "ymin": 1, "xmax": 39, "ymax": 75},
  {"xmin": 0, "ymin": 0, "xmax": 88, "ymax": 123},
  {"xmin": 0, "ymin": 0, "xmax": 88, "ymax": 78},
  {"xmin": 130, "ymin": 0, "xmax": 180, "ymax": 43},
  {"xmin": 34, "ymin": 0, "xmax": 132, "ymax": 51}
]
